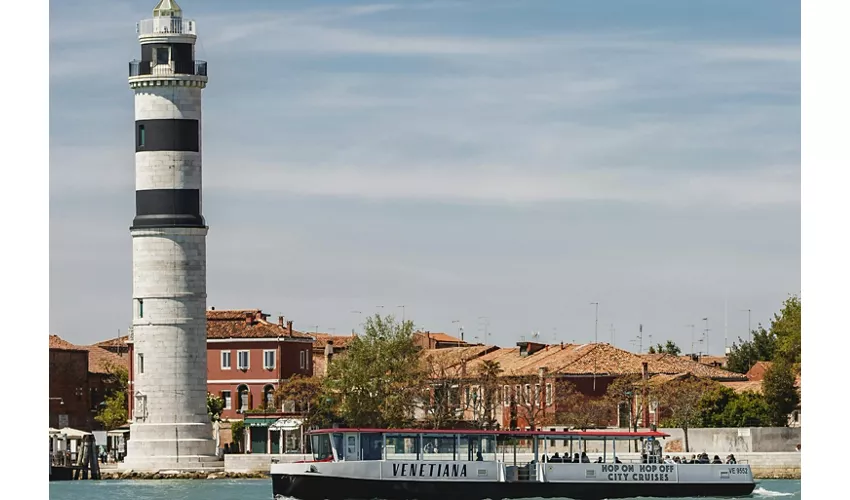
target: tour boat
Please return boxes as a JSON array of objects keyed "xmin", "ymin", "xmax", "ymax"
[{"xmin": 270, "ymin": 428, "xmax": 756, "ymax": 500}]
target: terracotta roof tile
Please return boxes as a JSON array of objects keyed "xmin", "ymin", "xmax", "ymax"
[
  {"xmin": 312, "ymin": 333, "xmax": 356, "ymax": 349},
  {"xmin": 421, "ymin": 345, "xmax": 496, "ymax": 373},
  {"xmin": 49, "ymin": 335, "xmax": 129, "ymax": 374},
  {"xmin": 720, "ymin": 380, "xmax": 764, "ymax": 394},
  {"xmin": 206, "ymin": 309, "xmax": 313, "ymax": 340},
  {"xmin": 642, "ymin": 353, "xmax": 745, "ymax": 380},
  {"xmin": 93, "ymin": 335, "xmax": 129, "ymax": 348}
]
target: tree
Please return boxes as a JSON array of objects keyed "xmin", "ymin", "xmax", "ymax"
[
  {"xmin": 605, "ymin": 374, "xmax": 656, "ymax": 432},
  {"xmin": 419, "ymin": 352, "xmax": 471, "ymax": 429},
  {"xmin": 230, "ymin": 420, "xmax": 246, "ymax": 453},
  {"xmin": 771, "ymin": 295, "xmax": 801, "ymax": 369},
  {"xmin": 323, "ymin": 314, "xmax": 425, "ymax": 428},
  {"xmin": 207, "ymin": 393, "xmax": 225, "ymax": 423},
  {"xmin": 274, "ymin": 375, "xmax": 336, "ymax": 428},
  {"xmin": 721, "ymin": 391, "xmax": 772, "ymax": 427},
  {"xmin": 94, "ymin": 364, "xmax": 129, "ymax": 431},
  {"xmin": 648, "ymin": 341, "xmax": 681, "ymax": 356},
  {"xmin": 761, "ymin": 359, "xmax": 800, "ymax": 427},
  {"xmin": 557, "ymin": 380, "xmax": 612, "ymax": 430},
  {"xmin": 726, "ymin": 325, "xmax": 778, "ymax": 374},
  {"xmin": 474, "ymin": 360, "xmax": 504, "ymax": 430},
  {"xmin": 656, "ymin": 377, "xmax": 714, "ymax": 452}
]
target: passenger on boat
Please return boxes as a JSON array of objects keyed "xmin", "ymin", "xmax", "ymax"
[
  {"xmin": 712, "ymin": 455, "xmax": 723, "ymax": 464},
  {"xmin": 574, "ymin": 453, "xmax": 581, "ymax": 463},
  {"xmin": 673, "ymin": 456, "xmax": 681, "ymax": 464},
  {"xmin": 689, "ymin": 454, "xmax": 697, "ymax": 464},
  {"xmin": 550, "ymin": 452, "xmax": 562, "ymax": 463},
  {"xmin": 595, "ymin": 457, "xmax": 603, "ymax": 463},
  {"xmin": 664, "ymin": 455, "xmax": 675, "ymax": 464},
  {"xmin": 580, "ymin": 452, "xmax": 591, "ymax": 463},
  {"xmin": 476, "ymin": 451, "xmax": 483, "ymax": 461},
  {"xmin": 614, "ymin": 457, "xmax": 622, "ymax": 464},
  {"xmin": 726, "ymin": 454, "xmax": 737, "ymax": 464}
]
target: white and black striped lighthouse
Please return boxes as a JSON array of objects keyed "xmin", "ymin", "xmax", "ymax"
[{"xmin": 124, "ymin": 0, "xmax": 217, "ymax": 470}]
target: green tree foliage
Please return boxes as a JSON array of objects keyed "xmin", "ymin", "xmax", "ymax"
[
  {"xmin": 726, "ymin": 295, "xmax": 800, "ymax": 374},
  {"xmin": 771, "ymin": 295, "xmax": 801, "ymax": 368},
  {"xmin": 207, "ymin": 393, "xmax": 225, "ymax": 422},
  {"xmin": 722, "ymin": 391, "xmax": 772, "ymax": 427},
  {"xmin": 230, "ymin": 420, "xmax": 246, "ymax": 453},
  {"xmin": 696, "ymin": 385, "xmax": 771, "ymax": 427},
  {"xmin": 94, "ymin": 364, "xmax": 129, "ymax": 431},
  {"xmin": 323, "ymin": 314, "xmax": 425, "ymax": 428},
  {"xmin": 761, "ymin": 360, "xmax": 800, "ymax": 427},
  {"xmin": 726, "ymin": 326, "xmax": 777, "ymax": 374},
  {"xmin": 648, "ymin": 341, "xmax": 682, "ymax": 356}
]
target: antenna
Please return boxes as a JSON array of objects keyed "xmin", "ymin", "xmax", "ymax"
[{"xmin": 532, "ymin": 331, "xmax": 540, "ymax": 340}]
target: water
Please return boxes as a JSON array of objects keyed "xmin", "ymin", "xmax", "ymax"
[{"xmin": 50, "ymin": 478, "xmax": 800, "ymax": 500}]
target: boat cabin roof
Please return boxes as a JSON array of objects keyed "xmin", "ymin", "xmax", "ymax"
[{"xmin": 307, "ymin": 428, "xmax": 669, "ymax": 439}]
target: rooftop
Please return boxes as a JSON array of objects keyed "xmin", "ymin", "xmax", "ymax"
[
  {"xmin": 207, "ymin": 309, "xmax": 313, "ymax": 340},
  {"xmin": 49, "ymin": 335, "xmax": 129, "ymax": 374}
]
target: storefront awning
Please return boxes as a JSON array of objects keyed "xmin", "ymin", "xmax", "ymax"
[
  {"xmin": 269, "ymin": 418, "xmax": 303, "ymax": 431},
  {"xmin": 244, "ymin": 417, "xmax": 279, "ymax": 428}
]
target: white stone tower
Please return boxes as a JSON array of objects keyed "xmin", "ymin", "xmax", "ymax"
[{"xmin": 124, "ymin": 0, "xmax": 217, "ymax": 470}]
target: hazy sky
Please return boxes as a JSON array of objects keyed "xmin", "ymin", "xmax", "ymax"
[{"xmin": 50, "ymin": 0, "xmax": 800, "ymax": 353}]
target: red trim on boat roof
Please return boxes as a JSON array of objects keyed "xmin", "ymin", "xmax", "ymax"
[{"xmin": 305, "ymin": 428, "xmax": 669, "ymax": 438}]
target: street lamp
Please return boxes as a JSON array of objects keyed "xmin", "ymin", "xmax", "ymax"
[
  {"xmin": 590, "ymin": 302, "xmax": 599, "ymax": 391},
  {"xmin": 397, "ymin": 305, "xmax": 406, "ymax": 322},
  {"xmin": 739, "ymin": 309, "xmax": 752, "ymax": 343},
  {"xmin": 351, "ymin": 310, "xmax": 363, "ymax": 335}
]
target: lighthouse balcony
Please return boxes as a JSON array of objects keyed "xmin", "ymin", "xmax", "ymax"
[
  {"xmin": 137, "ymin": 17, "xmax": 196, "ymax": 36},
  {"xmin": 130, "ymin": 60, "xmax": 207, "ymax": 78}
]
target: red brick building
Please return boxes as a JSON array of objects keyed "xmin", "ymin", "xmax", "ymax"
[{"xmin": 49, "ymin": 335, "xmax": 130, "ymax": 432}]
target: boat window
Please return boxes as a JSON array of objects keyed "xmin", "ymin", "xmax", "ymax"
[
  {"xmin": 459, "ymin": 435, "xmax": 497, "ymax": 461},
  {"xmin": 385, "ymin": 434, "xmax": 420, "ymax": 461},
  {"xmin": 310, "ymin": 434, "xmax": 333, "ymax": 461},
  {"xmin": 360, "ymin": 433, "xmax": 383, "ymax": 461},
  {"xmin": 422, "ymin": 435, "xmax": 457, "ymax": 461},
  {"xmin": 332, "ymin": 433, "xmax": 344, "ymax": 460}
]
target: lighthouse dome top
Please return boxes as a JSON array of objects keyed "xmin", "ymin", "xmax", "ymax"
[{"xmin": 153, "ymin": 0, "xmax": 182, "ymax": 18}]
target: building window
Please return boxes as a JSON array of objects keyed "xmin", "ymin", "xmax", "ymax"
[
  {"xmin": 263, "ymin": 385, "xmax": 275, "ymax": 410},
  {"xmin": 503, "ymin": 385, "xmax": 510, "ymax": 407},
  {"xmin": 138, "ymin": 125, "xmax": 145, "ymax": 149},
  {"xmin": 546, "ymin": 383, "xmax": 553, "ymax": 406},
  {"xmin": 222, "ymin": 391, "xmax": 232, "ymax": 410},
  {"xmin": 263, "ymin": 350, "xmax": 276, "ymax": 370},
  {"xmin": 221, "ymin": 351, "xmax": 231, "ymax": 370},
  {"xmin": 237, "ymin": 385, "xmax": 249, "ymax": 412},
  {"xmin": 299, "ymin": 350, "xmax": 306, "ymax": 369},
  {"xmin": 237, "ymin": 350, "xmax": 249, "ymax": 370},
  {"xmin": 137, "ymin": 353, "xmax": 144, "ymax": 374},
  {"xmin": 524, "ymin": 384, "xmax": 530, "ymax": 404}
]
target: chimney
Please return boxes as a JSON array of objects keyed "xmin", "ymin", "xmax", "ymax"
[
  {"xmin": 560, "ymin": 342, "xmax": 564, "ymax": 350},
  {"xmin": 538, "ymin": 366, "xmax": 547, "ymax": 380},
  {"xmin": 641, "ymin": 361, "xmax": 649, "ymax": 380},
  {"xmin": 210, "ymin": 306, "xmax": 215, "ymax": 310},
  {"xmin": 286, "ymin": 320, "xmax": 293, "ymax": 334},
  {"xmin": 245, "ymin": 312, "xmax": 253, "ymax": 324},
  {"xmin": 325, "ymin": 341, "xmax": 334, "ymax": 364},
  {"xmin": 278, "ymin": 316, "xmax": 285, "ymax": 327}
]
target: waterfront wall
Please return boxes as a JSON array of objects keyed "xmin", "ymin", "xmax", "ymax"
[{"xmin": 656, "ymin": 427, "xmax": 801, "ymax": 453}]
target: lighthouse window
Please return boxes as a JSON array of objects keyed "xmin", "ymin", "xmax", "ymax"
[
  {"xmin": 138, "ymin": 298, "xmax": 144, "ymax": 318},
  {"xmin": 137, "ymin": 353, "xmax": 144, "ymax": 374},
  {"xmin": 155, "ymin": 47, "xmax": 170, "ymax": 65},
  {"xmin": 137, "ymin": 125, "xmax": 145, "ymax": 148}
]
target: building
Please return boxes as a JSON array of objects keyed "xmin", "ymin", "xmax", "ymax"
[
  {"xmin": 119, "ymin": 308, "xmax": 315, "ymax": 454},
  {"xmin": 123, "ymin": 0, "xmax": 218, "ymax": 470},
  {"xmin": 49, "ymin": 335, "xmax": 129, "ymax": 432},
  {"xmin": 420, "ymin": 341, "xmax": 747, "ymax": 431},
  {"xmin": 312, "ymin": 333, "xmax": 356, "ymax": 377}
]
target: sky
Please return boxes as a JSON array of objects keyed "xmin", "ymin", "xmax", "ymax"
[{"xmin": 49, "ymin": 0, "xmax": 800, "ymax": 354}]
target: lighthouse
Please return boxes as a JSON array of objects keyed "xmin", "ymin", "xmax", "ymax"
[{"xmin": 124, "ymin": 0, "xmax": 217, "ymax": 470}]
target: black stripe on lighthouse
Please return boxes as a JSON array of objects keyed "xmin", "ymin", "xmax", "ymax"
[
  {"xmin": 136, "ymin": 119, "xmax": 199, "ymax": 152},
  {"xmin": 132, "ymin": 189, "xmax": 205, "ymax": 229}
]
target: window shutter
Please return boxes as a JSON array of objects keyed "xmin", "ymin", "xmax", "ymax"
[{"xmin": 248, "ymin": 391, "xmax": 253, "ymax": 410}]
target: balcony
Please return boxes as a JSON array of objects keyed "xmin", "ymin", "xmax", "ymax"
[
  {"xmin": 137, "ymin": 18, "xmax": 196, "ymax": 36},
  {"xmin": 129, "ymin": 60, "xmax": 208, "ymax": 78}
]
